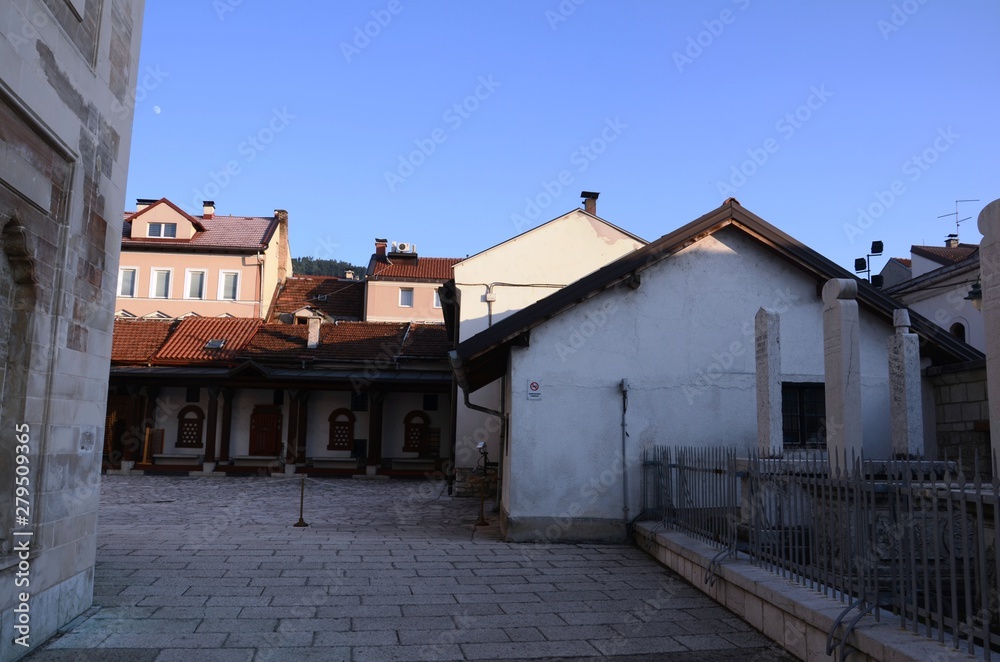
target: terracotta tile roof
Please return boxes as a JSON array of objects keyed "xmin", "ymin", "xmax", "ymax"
[
  {"xmin": 367, "ymin": 256, "xmax": 461, "ymax": 281},
  {"xmin": 892, "ymin": 258, "xmax": 912, "ymax": 267},
  {"xmin": 910, "ymin": 244, "xmax": 978, "ymax": 266},
  {"xmin": 399, "ymin": 324, "xmax": 452, "ymax": 358},
  {"xmin": 123, "ymin": 199, "xmax": 279, "ymax": 251},
  {"xmin": 270, "ymin": 277, "xmax": 364, "ymax": 321},
  {"xmin": 244, "ymin": 322, "xmax": 411, "ymax": 363},
  {"xmin": 154, "ymin": 317, "xmax": 262, "ymax": 364},
  {"xmin": 111, "ymin": 319, "xmax": 178, "ymax": 365}
]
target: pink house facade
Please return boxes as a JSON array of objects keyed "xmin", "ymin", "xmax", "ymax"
[{"xmin": 116, "ymin": 198, "xmax": 292, "ymax": 319}]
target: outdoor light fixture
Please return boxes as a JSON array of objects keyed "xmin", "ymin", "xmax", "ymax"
[
  {"xmin": 965, "ymin": 280, "xmax": 983, "ymax": 312},
  {"xmin": 854, "ymin": 240, "xmax": 884, "ymax": 284}
]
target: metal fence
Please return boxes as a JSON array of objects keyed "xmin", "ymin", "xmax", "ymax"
[{"xmin": 641, "ymin": 445, "xmax": 1000, "ymax": 659}]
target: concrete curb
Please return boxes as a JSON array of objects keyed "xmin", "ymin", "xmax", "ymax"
[{"xmin": 633, "ymin": 522, "xmax": 973, "ymax": 661}]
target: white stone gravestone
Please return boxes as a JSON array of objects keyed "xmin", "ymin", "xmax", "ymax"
[
  {"xmin": 823, "ymin": 278, "xmax": 864, "ymax": 467},
  {"xmin": 888, "ymin": 309, "xmax": 924, "ymax": 458},
  {"xmin": 755, "ymin": 308, "xmax": 782, "ymax": 457}
]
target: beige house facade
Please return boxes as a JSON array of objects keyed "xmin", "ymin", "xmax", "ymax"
[
  {"xmin": 449, "ymin": 201, "xmax": 646, "ymax": 492},
  {"xmin": 116, "ymin": 198, "xmax": 292, "ymax": 319}
]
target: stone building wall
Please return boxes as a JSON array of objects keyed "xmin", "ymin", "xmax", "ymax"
[
  {"xmin": 927, "ymin": 360, "xmax": 991, "ymax": 476},
  {"xmin": 0, "ymin": 1, "xmax": 144, "ymax": 659}
]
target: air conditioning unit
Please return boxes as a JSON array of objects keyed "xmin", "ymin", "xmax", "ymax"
[{"xmin": 396, "ymin": 242, "xmax": 410, "ymax": 252}]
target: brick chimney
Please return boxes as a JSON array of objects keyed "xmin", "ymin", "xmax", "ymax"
[
  {"xmin": 581, "ymin": 191, "xmax": 599, "ymax": 215},
  {"xmin": 375, "ymin": 238, "xmax": 388, "ymax": 258},
  {"xmin": 203, "ymin": 200, "xmax": 215, "ymax": 219},
  {"xmin": 307, "ymin": 317, "xmax": 321, "ymax": 349},
  {"xmin": 345, "ymin": 270, "xmax": 355, "ymax": 280},
  {"xmin": 945, "ymin": 234, "xmax": 959, "ymax": 248}
]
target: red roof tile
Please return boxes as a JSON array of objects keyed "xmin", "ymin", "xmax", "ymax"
[
  {"xmin": 400, "ymin": 324, "xmax": 452, "ymax": 358},
  {"xmin": 367, "ymin": 256, "xmax": 460, "ymax": 281},
  {"xmin": 910, "ymin": 244, "xmax": 978, "ymax": 266},
  {"xmin": 244, "ymin": 322, "xmax": 411, "ymax": 363},
  {"xmin": 154, "ymin": 317, "xmax": 262, "ymax": 364},
  {"xmin": 892, "ymin": 258, "xmax": 912, "ymax": 267},
  {"xmin": 123, "ymin": 198, "xmax": 280, "ymax": 251},
  {"xmin": 269, "ymin": 277, "xmax": 364, "ymax": 321},
  {"xmin": 111, "ymin": 319, "xmax": 178, "ymax": 365}
]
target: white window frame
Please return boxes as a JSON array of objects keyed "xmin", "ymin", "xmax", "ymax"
[
  {"xmin": 218, "ymin": 270, "xmax": 240, "ymax": 301},
  {"xmin": 433, "ymin": 289, "xmax": 442, "ymax": 309},
  {"xmin": 147, "ymin": 222, "xmax": 177, "ymax": 238},
  {"xmin": 184, "ymin": 269, "xmax": 207, "ymax": 300},
  {"xmin": 118, "ymin": 267, "xmax": 138, "ymax": 297},
  {"xmin": 149, "ymin": 268, "xmax": 173, "ymax": 299},
  {"xmin": 399, "ymin": 287, "xmax": 414, "ymax": 308}
]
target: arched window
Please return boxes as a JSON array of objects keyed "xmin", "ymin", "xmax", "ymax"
[
  {"xmin": 950, "ymin": 322, "xmax": 966, "ymax": 343},
  {"xmin": 176, "ymin": 405, "xmax": 205, "ymax": 448},
  {"xmin": 403, "ymin": 410, "xmax": 430, "ymax": 453},
  {"xmin": 328, "ymin": 408, "xmax": 356, "ymax": 451}
]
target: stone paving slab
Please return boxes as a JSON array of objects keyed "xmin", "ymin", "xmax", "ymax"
[{"xmin": 24, "ymin": 476, "xmax": 797, "ymax": 661}]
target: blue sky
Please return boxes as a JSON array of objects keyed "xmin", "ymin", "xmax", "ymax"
[{"xmin": 124, "ymin": 1, "xmax": 999, "ymax": 273}]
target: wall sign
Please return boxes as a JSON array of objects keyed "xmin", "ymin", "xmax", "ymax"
[{"xmin": 527, "ymin": 379, "xmax": 541, "ymax": 400}]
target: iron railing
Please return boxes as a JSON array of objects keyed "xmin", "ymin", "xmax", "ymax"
[{"xmin": 641, "ymin": 445, "xmax": 1000, "ymax": 659}]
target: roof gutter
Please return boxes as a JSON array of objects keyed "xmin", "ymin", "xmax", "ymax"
[{"xmin": 449, "ymin": 350, "xmax": 502, "ymax": 418}]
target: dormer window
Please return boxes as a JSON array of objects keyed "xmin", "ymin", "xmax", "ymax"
[{"xmin": 148, "ymin": 222, "xmax": 177, "ymax": 238}]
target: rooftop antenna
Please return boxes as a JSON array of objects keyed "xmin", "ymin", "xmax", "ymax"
[{"xmin": 937, "ymin": 199, "xmax": 979, "ymax": 240}]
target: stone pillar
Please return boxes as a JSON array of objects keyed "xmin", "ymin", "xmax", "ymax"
[
  {"xmin": 285, "ymin": 390, "xmax": 300, "ymax": 469},
  {"xmin": 888, "ymin": 310, "xmax": 924, "ymax": 459},
  {"xmin": 823, "ymin": 279, "xmax": 864, "ymax": 467},
  {"xmin": 219, "ymin": 388, "xmax": 234, "ymax": 462},
  {"xmin": 368, "ymin": 390, "xmax": 385, "ymax": 474},
  {"xmin": 296, "ymin": 391, "xmax": 310, "ymax": 465},
  {"xmin": 979, "ymin": 199, "xmax": 1000, "ymax": 462},
  {"xmin": 755, "ymin": 308, "xmax": 782, "ymax": 458},
  {"xmin": 204, "ymin": 388, "xmax": 219, "ymax": 467}
]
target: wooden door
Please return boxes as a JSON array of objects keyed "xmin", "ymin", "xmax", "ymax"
[{"xmin": 249, "ymin": 405, "xmax": 283, "ymax": 456}]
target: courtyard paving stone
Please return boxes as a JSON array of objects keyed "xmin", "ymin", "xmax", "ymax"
[{"xmin": 24, "ymin": 476, "xmax": 797, "ymax": 661}]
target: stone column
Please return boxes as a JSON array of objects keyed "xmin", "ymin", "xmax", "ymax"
[
  {"xmin": 888, "ymin": 310, "xmax": 924, "ymax": 459},
  {"xmin": 823, "ymin": 279, "xmax": 863, "ymax": 467},
  {"xmin": 979, "ymin": 199, "xmax": 1000, "ymax": 462},
  {"xmin": 368, "ymin": 390, "xmax": 385, "ymax": 475},
  {"xmin": 285, "ymin": 390, "xmax": 299, "ymax": 470},
  {"xmin": 219, "ymin": 388, "xmax": 234, "ymax": 463},
  {"xmin": 204, "ymin": 388, "xmax": 219, "ymax": 469},
  {"xmin": 755, "ymin": 308, "xmax": 782, "ymax": 458},
  {"xmin": 296, "ymin": 391, "xmax": 310, "ymax": 465}
]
